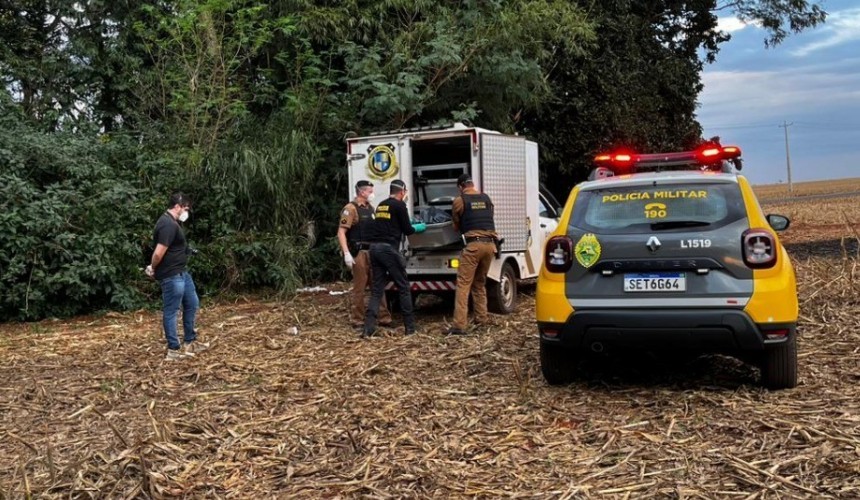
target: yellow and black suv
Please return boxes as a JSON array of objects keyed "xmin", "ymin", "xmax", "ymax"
[{"xmin": 536, "ymin": 145, "xmax": 799, "ymax": 389}]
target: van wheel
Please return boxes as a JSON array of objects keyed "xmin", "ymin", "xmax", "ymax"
[
  {"xmin": 759, "ymin": 330, "xmax": 798, "ymax": 389},
  {"xmin": 540, "ymin": 342, "xmax": 576, "ymax": 385},
  {"xmin": 487, "ymin": 261, "xmax": 517, "ymax": 314}
]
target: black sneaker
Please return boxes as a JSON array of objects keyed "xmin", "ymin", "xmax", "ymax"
[
  {"xmin": 360, "ymin": 328, "xmax": 376, "ymax": 338},
  {"xmin": 446, "ymin": 327, "xmax": 467, "ymax": 336}
]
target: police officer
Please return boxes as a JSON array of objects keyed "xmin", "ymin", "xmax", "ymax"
[
  {"xmin": 337, "ymin": 180, "xmax": 392, "ymax": 328},
  {"xmin": 363, "ymin": 179, "xmax": 423, "ymax": 338},
  {"xmin": 448, "ymin": 174, "xmax": 498, "ymax": 335}
]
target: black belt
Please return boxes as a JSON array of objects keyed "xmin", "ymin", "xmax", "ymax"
[
  {"xmin": 465, "ymin": 236, "xmax": 495, "ymax": 243},
  {"xmin": 352, "ymin": 242, "xmax": 371, "ymax": 251}
]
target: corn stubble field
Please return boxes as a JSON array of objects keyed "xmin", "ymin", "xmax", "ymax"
[{"xmin": 1, "ymin": 181, "xmax": 859, "ymax": 498}]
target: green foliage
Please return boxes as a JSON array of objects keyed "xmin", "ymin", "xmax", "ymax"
[
  {"xmin": 334, "ymin": 0, "xmax": 594, "ymax": 131},
  {"xmin": 185, "ymin": 113, "xmax": 320, "ymax": 293},
  {"xmin": 523, "ymin": 1, "xmax": 714, "ymax": 195},
  {"xmin": 0, "ymin": 101, "xmax": 149, "ymax": 320},
  {"xmin": 729, "ymin": 0, "xmax": 827, "ymax": 47},
  {"xmin": 0, "ymin": 0, "xmax": 831, "ymax": 321},
  {"xmin": 134, "ymin": 0, "xmax": 297, "ymax": 164}
]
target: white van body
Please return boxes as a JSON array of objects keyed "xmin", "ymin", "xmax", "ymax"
[{"xmin": 346, "ymin": 123, "xmax": 560, "ymax": 313}]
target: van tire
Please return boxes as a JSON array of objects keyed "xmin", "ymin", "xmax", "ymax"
[
  {"xmin": 759, "ymin": 330, "xmax": 798, "ymax": 389},
  {"xmin": 487, "ymin": 261, "xmax": 517, "ymax": 314},
  {"xmin": 540, "ymin": 343, "xmax": 576, "ymax": 385}
]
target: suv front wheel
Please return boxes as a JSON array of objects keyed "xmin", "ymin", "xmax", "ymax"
[{"xmin": 759, "ymin": 330, "xmax": 798, "ymax": 389}]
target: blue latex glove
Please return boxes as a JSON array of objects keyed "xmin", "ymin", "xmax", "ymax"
[{"xmin": 411, "ymin": 222, "xmax": 427, "ymax": 233}]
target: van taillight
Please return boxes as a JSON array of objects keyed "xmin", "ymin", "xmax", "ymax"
[
  {"xmin": 742, "ymin": 229, "xmax": 777, "ymax": 268},
  {"xmin": 545, "ymin": 236, "xmax": 574, "ymax": 273}
]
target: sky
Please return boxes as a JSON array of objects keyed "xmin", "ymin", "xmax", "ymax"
[{"xmin": 697, "ymin": 0, "xmax": 860, "ymax": 185}]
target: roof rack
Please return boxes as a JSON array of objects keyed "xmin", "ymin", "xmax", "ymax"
[{"xmin": 365, "ymin": 122, "xmax": 471, "ymax": 137}]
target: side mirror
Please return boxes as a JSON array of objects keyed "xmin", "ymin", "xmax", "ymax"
[{"xmin": 766, "ymin": 214, "xmax": 790, "ymax": 232}]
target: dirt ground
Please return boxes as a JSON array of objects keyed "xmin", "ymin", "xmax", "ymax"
[{"xmin": 1, "ymin": 197, "xmax": 859, "ymax": 498}]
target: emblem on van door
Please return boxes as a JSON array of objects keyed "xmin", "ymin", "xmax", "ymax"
[
  {"xmin": 646, "ymin": 236, "xmax": 661, "ymax": 252},
  {"xmin": 575, "ymin": 233, "xmax": 602, "ymax": 268},
  {"xmin": 367, "ymin": 144, "xmax": 399, "ymax": 180}
]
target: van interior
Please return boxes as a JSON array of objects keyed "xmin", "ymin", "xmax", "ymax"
[{"xmin": 411, "ymin": 135, "xmax": 471, "ymax": 213}]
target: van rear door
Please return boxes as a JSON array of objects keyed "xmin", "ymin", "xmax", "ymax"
[{"xmin": 347, "ymin": 136, "xmax": 412, "ymax": 216}]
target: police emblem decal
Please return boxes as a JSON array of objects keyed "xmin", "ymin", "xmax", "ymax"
[
  {"xmin": 574, "ymin": 233, "xmax": 602, "ymax": 268},
  {"xmin": 367, "ymin": 144, "xmax": 399, "ymax": 180}
]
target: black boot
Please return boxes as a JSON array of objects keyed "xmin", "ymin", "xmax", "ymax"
[{"xmin": 404, "ymin": 317, "xmax": 416, "ymax": 336}]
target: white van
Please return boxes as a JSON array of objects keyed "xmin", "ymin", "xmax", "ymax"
[{"xmin": 346, "ymin": 123, "xmax": 561, "ymax": 313}]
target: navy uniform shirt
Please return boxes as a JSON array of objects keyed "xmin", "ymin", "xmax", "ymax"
[{"xmin": 367, "ymin": 197, "xmax": 415, "ymax": 246}]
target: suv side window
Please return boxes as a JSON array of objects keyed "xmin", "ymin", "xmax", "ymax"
[{"xmin": 571, "ymin": 182, "xmax": 746, "ymax": 234}]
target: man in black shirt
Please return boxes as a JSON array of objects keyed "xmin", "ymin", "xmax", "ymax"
[
  {"xmin": 146, "ymin": 192, "xmax": 209, "ymax": 360},
  {"xmin": 362, "ymin": 179, "xmax": 422, "ymax": 337}
]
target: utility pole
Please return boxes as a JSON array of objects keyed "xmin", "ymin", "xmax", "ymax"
[{"xmin": 780, "ymin": 121, "xmax": 793, "ymax": 193}]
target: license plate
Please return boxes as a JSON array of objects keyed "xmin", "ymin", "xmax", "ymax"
[{"xmin": 624, "ymin": 273, "xmax": 686, "ymax": 292}]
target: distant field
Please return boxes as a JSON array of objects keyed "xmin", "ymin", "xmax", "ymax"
[
  {"xmin": 767, "ymin": 197, "xmax": 860, "ymax": 226},
  {"xmin": 753, "ymin": 177, "xmax": 860, "ymax": 199}
]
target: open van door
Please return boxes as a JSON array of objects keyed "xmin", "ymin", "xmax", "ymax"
[{"xmin": 480, "ymin": 134, "xmax": 528, "ymax": 252}]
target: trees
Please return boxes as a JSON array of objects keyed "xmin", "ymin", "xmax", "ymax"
[
  {"xmin": 0, "ymin": 0, "xmax": 147, "ymax": 130},
  {"xmin": 0, "ymin": 95, "xmax": 148, "ymax": 319},
  {"xmin": 0, "ymin": 0, "xmax": 829, "ymax": 319},
  {"xmin": 721, "ymin": 0, "xmax": 826, "ymax": 48},
  {"xmin": 523, "ymin": 0, "xmax": 828, "ymax": 197}
]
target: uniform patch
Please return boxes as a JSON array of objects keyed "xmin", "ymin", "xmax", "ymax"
[
  {"xmin": 342, "ymin": 210, "xmax": 350, "ymax": 216},
  {"xmin": 575, "ymin": 233, "xmax": 602, "ymax": 268},
  {"xmin": 340, "ymin": 218, "xmax": 348, "ymax": 225}
]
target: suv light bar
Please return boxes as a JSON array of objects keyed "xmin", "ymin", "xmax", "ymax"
[{"xmin": 593, "ymin": 144, "xmax": 743, "ymax": 175}]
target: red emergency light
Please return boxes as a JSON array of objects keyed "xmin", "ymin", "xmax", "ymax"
[
  {"xmin": 593, "ymin": 144, "xmax": 743, "ymax": 174},
  {"xmin": 594, "ymin": 151, "xmax": 636, "ymax": 172}
]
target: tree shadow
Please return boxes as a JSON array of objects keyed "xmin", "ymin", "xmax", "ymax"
[{"xmin": 568, "ymin": 351, "xmax": 760, "ymax": 391}]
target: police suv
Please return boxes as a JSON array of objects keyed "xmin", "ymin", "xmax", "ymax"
[{"xmin": 535, "ymin": 145, "xmax": 799, "ymax": 389}]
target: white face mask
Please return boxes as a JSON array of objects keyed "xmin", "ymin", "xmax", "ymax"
[
  {"xmin": 178, "ymin": 210, "xmax": 189, "ymax": 222},
  {"xmin": 366, "ymin": 192, "xmax": 376, "ymax": 203}
]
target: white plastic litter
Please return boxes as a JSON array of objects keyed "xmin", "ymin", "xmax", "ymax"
[{"xmin": 297, "ymin": 286, "xmax": 327, "ymax": 293}]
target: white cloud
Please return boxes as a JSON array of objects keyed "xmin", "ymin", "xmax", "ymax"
[
  {"xmin": 717, "ymin": 16, "xmax": 749, "ymax": 33},
  {"xmin": 791, "ymin": 8, "xmax": 860, "ymax": 57},
  {"xmin": 698, "ymin": 59, "xmax": 860, "ymax": 126}
]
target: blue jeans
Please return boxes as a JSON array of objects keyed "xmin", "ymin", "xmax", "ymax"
[{"xmin": 160, "ymin": 272, "xmax": 199, "ymax": 350}]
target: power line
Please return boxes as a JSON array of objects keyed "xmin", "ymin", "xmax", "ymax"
[
  {"xmin": 793, "ymin": 122, "xmax": 860, "ymax": 132},
  {"xmin": 703, "ymin": 124, "xmax": 778, "ymax": 130},
  {"xmin": 779, "ymin": 121, "xmax": 794, "ymax": 194},
  {"xmin": 705, "ymin": 121, "xmax": 860, "ymax": 131}
]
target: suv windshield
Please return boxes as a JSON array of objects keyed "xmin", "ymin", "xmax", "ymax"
[{"xmin": 571, "ymin": 182, "xmax": 746, "ymax": 234}]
